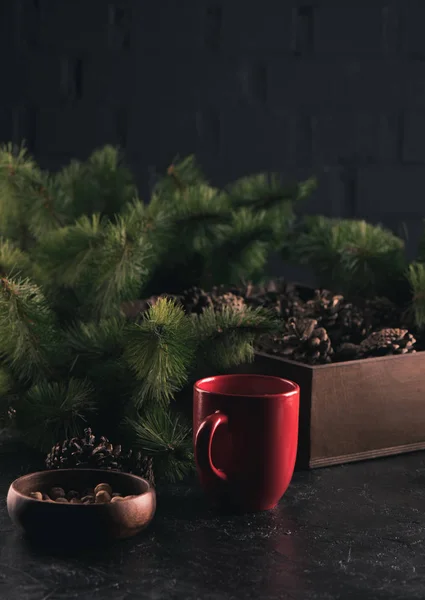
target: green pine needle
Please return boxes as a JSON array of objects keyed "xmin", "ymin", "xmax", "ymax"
[
  {"xmin": 14, "ymin": 169, "xmax": 70, "ymax": 239},
  {"xmin": 149, "ymin": 184, "xmax": 232, "ymax": 260},
  {"xmin": 0, "ymin": 367, "xmax": 14, "ymax": 430},
  {"xmin": 0, "ymin": 367, "xmax": 12, "ymax": 398},
  {"xmin": 227, "ymin": 173, "xmax": 307, "ymax": 211},
  {"xmin": 151, "ymin": 155, "xmax": 207, "ymax": 201},
  {"xmin": 123, "ymin": 406, "xmax": 194, "ymax": 482},
  {"xmin": 15, "ymin": 378, "xmax": 97, "ymax": 452},
  {"xmin": 406, "ymin": 262, "xmax": 425, "ymax": 328},
  {"xmin": 202, "ymin": 209, "xmax": 275, "ymax": 287},
  {"xmin": 292, "ymin": 216, "xmax": 406, "ymax": 296},
  {"xmin": 85, "ymin": 216, "xmax": 152, "ymax": 317},
  {"xmin": 166, "ymin": 185, "xmax": 232, "ymax": 247},
  {"xmin": 55, "ymin": 146, "xmax": 137, "ymax": 219},
  {"xmin": 226, "ymin": 174, "xmax": 317, "ymax": 257},
  {"xmin": 193, "ymin": 305, "xmax": 279, "ymax": 371},
  {"xmin": 0, "ymin": 238, "xmax": 32, "ymax": 279},
  {"xmin": 0, "ymin": 277, "xmax": 63, "ymax": 381},
  {"xmin": 65, "ymin": 317, "xmax": 125, "ymax": 359},
  {"xmin": 0, "ymin": 143, "xmax": 39, "ymax": 247},
  {"xmin": 35, "ymin": 214, "xmax": 105, "ymax": 288},
  {"xmin": 124, "ymin": 298, "xmax": 196, "ymax": 407}
]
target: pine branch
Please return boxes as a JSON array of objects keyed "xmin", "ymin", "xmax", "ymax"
[
  {"xmin": 0, "ymin": 277, "xmax": 64, "ymax": 381},
  {"xmin": 0, "ymin": 144, "xmax": 70, "ymax": 243},
  {"xmin": 55, "ymin": 146, "xmax": 137, "ymax": 220},
  {"xmin": 21, "ymin": 170, "xmax": 69, "ymax": 237},
  {"xmin": 151, "ymin": 155, "xmax": 207, "ymax": 201},
  {"xmin": 0, "ymin": 366, "xmax": 14, "ymax": 428},
  {"xmin": 65, "ymin": 317, "xmax": 125, "ymax": 359},
  {"xmin": 165, "ymin": 185, "xmax": 232, "ymax": 247},
  {"xmin": 0, "ymin": 143, "xmax": 39, "ymax": 248},
  {"xmin": 406, "ymin": 262, "xmax": 425, "ymax": 328},
  {"xmin": 37, "ymin": 211, "xmax": 151, "ymax": 319},
  {"xmin": 35, "ymin": 214, "xmax": 105, "ymax": 288},
  {"xmin": 123, "ymin": 405, "xmax": 194, "ymax": 482},
  {"xmin": 292, "ymin": 216, "xmax": 406, "ymax": 297},
  {"xmin": 202, "ymin": 209, "xmax": 275, "ymax": 288},
  {"xmin": 121, "ymin": 199, "xmax": 171, "ymax": 260},
  {"xmin": 193, "ymin": 305, "xmax": 279, "ymax": 371},
  {"xmin": 0, "ymin": 367, "xmax": 12, "ymax": 398},
  {"xmin": 144, "ymin": 184, "xmax": 234, "ymax": 294},
  {"xmin": 149, "ymin": 183, "xmax": 232, "ymax": 250},
  {"xmin": 124, "ymin": 298, "xmax": 196, "ymax": 407},
  {"xmin": 417, "ymin": 220, "xmax": 425, "ymax": 264},
  {"xmin": 53, "ymin": 159, "xmax": 86, "ymax": 218},
  {"xmin": 81, "ymin": 215, "xmax": 152, "ymax": 318},
  {"xmin": 227, "ymin": 173, "xmax": 298, "ymax": 211},
  {"xmin": 15, "ymin": 378, "xmax": 97, "ymax": 452},
  {"xmin": 0, "ymin": 238, "xmax": 32, "ymax": 279}
]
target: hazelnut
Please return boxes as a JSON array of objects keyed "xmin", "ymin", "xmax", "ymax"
[
  {"xmin": 110, "ymin": 496, "xmax": 125, "ymax": 503},
  {"xmin": 81, "ymin": 495, "xmax": 94, "ymax": 504},
  {"xmin": 30, "ymin": 491, "xmax": 43, "ymax": 500},
  {"xmin": 66, "ymin": 490, "xmax": 80, "ymax": 501},
  {"xmin": 95, "ymin": 490, "xmax": 111, "ymax": 503},
  {"xmin": 49, "ymin": 487, "xmax": 65, "ymax": 500},
  {"xmin": 94, "ymin": 483, "xmax": 112, "ymax": 496},
  {"xmin": 54, "ymin": 497, "xmax": 69, "ymax": 503}
]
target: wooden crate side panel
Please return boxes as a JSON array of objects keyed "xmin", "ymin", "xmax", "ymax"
[{"xmin": 310, "ymin": 352, "xmax": 425, "ymax": 464}]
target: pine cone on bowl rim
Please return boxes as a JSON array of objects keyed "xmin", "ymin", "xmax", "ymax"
[{"xmin": 45, "ymin": 428, "xmax": 155, "ymax": 485}]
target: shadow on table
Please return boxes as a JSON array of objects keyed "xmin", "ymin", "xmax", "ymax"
[{"xmin": 16, "ymin": 482, "xmax": 293, "ymax": 559}]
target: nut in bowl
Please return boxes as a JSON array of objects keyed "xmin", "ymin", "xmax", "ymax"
[{"xmin": 7, "ymin": 469, "xmax": 156, "ymax": 544}]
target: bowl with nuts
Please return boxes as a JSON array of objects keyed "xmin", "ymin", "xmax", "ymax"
[{"xmin": 7, "ymin": 468, "xmax": 156, "ymax": 543}]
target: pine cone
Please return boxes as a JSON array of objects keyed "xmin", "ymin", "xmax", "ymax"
[
  {"xmin": 244, "ymin": 281, "xmax": 304, "ymax": 318},
  {"xmin": 45, "ymin": 428, "xmax": 120, "ymax": 471},
  {"xmin": 304, "ymin": 289, "xmax": 345, "ymax": 327},
  {"xmin": 258, "ymin": 317, "xmax": 334, "ymax": 365},
  {"xmin": 179, "ymin": 287, "xmax": 213, "ymax": 314},
  {"xmin": 304, "ymin": 290, "xmax": 369, "ymax": 345},
  {"xmin": 359, "ymin": 328, "xmax": 417, "ymax": 358},
  {"xmin": 362, "ymin": 297, "xmax": 401, "ymax": 330},
  {"xmin": 211, "ymin": 292, "xmax": 246, "ymax": 313},
  {"xmin": 120, "ymin": 449, "xmax": 155, "ymax": 485},
  {"xmin": 45, "ymin": 429, "xmax": 155, "ymax": 485}
]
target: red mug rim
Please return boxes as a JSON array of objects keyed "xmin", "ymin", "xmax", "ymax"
[{"xmin": 194, "ymin": 374, "xmax": 299, "ymax": 399}]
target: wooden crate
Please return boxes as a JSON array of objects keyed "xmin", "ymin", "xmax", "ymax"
[{"xmin": 237, "ymin": 351, "xmax": 425, "ymax": 469}]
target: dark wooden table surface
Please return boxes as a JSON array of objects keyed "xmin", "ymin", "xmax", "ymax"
[{"xmin": 1, "ymin": 437, "xmax": 425, "ymax": 600}]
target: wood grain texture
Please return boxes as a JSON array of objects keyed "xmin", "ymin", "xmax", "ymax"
[{"xmin": 238, "ymin": 351, "xmax": 425, "ymax": 469}]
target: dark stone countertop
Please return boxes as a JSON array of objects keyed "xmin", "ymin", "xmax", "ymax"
[{"xmin": 1, "ymin": 440, "xmax": 425, "ymax": 600}]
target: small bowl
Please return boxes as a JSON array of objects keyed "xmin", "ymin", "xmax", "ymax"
[{"xmin": 7, "ymin": 469, "xmax": 156, "ymax": 544}]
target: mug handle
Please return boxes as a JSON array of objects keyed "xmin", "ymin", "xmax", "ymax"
[{"xmin": 195, "ymin": 411, "xmax": 228, "ymax": 482}]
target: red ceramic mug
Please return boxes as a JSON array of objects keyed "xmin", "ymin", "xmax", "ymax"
[{"xmin": 193, "ymin": 374, "xmax": 300, "ymax": 512}]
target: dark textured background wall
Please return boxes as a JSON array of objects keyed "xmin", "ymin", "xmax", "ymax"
[{"xmin": 2, "ymin": 0, "xmax": 425, "ymax": 259}]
